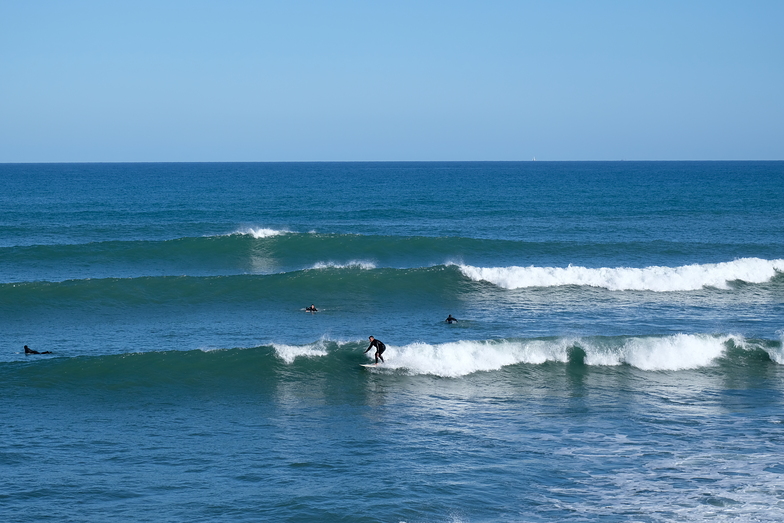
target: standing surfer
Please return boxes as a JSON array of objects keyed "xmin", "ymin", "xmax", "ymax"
[{"xmin": 364, "ymin": 336, "xmax": 386, "ymax": 365}]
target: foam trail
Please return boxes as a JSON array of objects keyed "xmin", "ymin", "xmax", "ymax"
[
  {"xmin": 273, "ymin": 342, "xmax": 328, "ymax": 364},
  {"xmin": 458, "ymin": 258, "xmax": 784, "ymax": 291}
]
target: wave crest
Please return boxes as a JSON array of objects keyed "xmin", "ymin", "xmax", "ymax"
[
  {"xmin": 375, "ymin": 334, "xmax": 773, "ymax": 377},
  {"xmin": 233, "ymin": 227, "xmax": 289, "ymax": 239},
  {"xmin": 310, "ymin": 261, "xmax": 376, "ymax": 270},
  {"xmin": 273, "ymin": 342, "xmax": 328, "ymax": 364},
  {"xmin": 458, "ymin": 258, "xmax": 784, "ymax": 292},
  {"xmin": 772, "ymin": 331, "xmax": 784, "ymax": 365}
]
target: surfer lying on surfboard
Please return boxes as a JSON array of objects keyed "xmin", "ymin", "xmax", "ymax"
[
  {"xmin": 24, "ymin": 345, "xmax": 52, "ymax": 355},
  {"xmin": 364, "ymin": 336, "xmax": 386, "ymax": 364}
]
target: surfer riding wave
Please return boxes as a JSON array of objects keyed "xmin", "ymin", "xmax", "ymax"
[{"xmin": 364, "ymin": 336, "xmax": 386, "ymax": 364}]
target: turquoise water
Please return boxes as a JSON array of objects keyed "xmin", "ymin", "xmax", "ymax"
[{"xmin": 2, "ymin": 162, "xmax": 784, "ymax": 521}]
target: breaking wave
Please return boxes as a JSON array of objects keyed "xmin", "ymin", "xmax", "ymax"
[
  {"xmin": 3, "ymin": 335, "xmax": 781, "ymax": 389},
  {"xmin": 232, "ymin": 227, "xmax": 289, "ymax": 238},
  {"xmin": 310, "ymin": 261, "xmax": 377, "ymax": 270},
  {"xmin": 272, "ymin": 341, "xmax": 330, "ymax": 364},
  {"xmin": 363, "ymin": 334, "xmax": 781, "ymax": 376},
  {"xmin": 458, "ymin": 258, "xmax": 784, "ymax": 292}
]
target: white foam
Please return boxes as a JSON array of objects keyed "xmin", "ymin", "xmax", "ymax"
[
  {"xmin": 458, "ymin": 258, "xmax": 784, "ymax": 292},
  {"xmin": 579, "ymin": 333, "xmax": 740, "ymax": 370},
  {"xmin": 378, "ymin": 340, "xmax": 522, "ymax": 377},
  {"xmin": 379, "ymin": 334, "xmax": 738, "ymax": 377},
  {"xmin": 311, "ymin": 260, "xmax": 376, "ymax": 270},
  {"xmin": 233, "ymin": 227, "xmax": 289, "ymax": 239},
  {"xmin": 273, "ymin": 342, "xmax": 328, "ymax": 364},
  {"xmin": 618, "ymin": 334, "xmax": 732, "ymax": 371},
  {"xmin": 769, "ymin": 331, "xmax": 784, "ymax": 364},
  {"xmin": 377, "ymin": 339, "xmax": 571, "ymax": 377}
]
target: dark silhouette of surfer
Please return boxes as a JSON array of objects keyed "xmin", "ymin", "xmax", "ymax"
[
  {"xmin": 306, "ymin": 304, "xmax": 318, "ymax": 312},
  {"xmin": 24, "ymin": 345, "xmax": 51, "ymax": 355},
  {"xmin": 364, "ymin": 336, "xmax": 386, "ymax": 364},
  {"xmin": 445, "ymin": 314, "xmax": 458, "ymax": 324}
]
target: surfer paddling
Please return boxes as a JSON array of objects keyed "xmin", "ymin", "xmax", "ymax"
[
  {"xmin": 24, "ymin": 345, "xmax": 52, "ymax": 355},
  {"xmin": 445, "ymin": 314, "xmax": 458, "ymax": 324},
  {"xmin": 364, "ymin": 336, "xmax": 386, "ymax": 365},
  {"xmin": 305, "ymin": 304, "xmax": 318, "ymax": 312}
]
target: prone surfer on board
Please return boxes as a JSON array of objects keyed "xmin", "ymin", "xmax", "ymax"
[
  {"xmin": 306, "ymin": 304, "xmax": 318, "ymax": 312},
  {"xmin": 364, "ymin": 336, "xmax": 386, "ymax": 365},
  {"xmin": 445, "ymin": 314, "xmax": 458, "ymax": 324},
  {"xmin": 24, "ymin": 345, "xmax": 52, "ymax": 355}
]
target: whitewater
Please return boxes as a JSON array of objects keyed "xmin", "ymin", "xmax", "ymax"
[{"xmin": 458, "ymin": 258, "xmax": 784, "ymax": 291}]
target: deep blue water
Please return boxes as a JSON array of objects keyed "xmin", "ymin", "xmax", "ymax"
[{"xmin": 1, "ymin": 161, "xmax": 784, "ymax": 522}]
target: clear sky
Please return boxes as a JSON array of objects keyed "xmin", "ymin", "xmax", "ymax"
[{"xmin": 1, "ymin": 1, "xmax": 782, "ymax": 162}]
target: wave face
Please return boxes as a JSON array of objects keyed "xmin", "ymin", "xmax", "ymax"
[
  {"xmin": 2, "ymin": 259, "xmax": 783, "ymax": 314},
  {"xmin": 2, "ymin": 334, "xmax": 780, "ymax": 390},
  {"xmin": 2, "ymin": 226, "xmax": 783, "ymax": 294},
  {"xmin": 0, "ymin": 266, "xmax": 461, "ymax": 310},
  {"xmin": 2, "ymin": 229, "xmax": 784, "ymax": 283}
]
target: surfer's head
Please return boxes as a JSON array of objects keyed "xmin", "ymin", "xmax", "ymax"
[{"xmin": 368, "ymin": 336, "xmax": 374, "ymax": 341}]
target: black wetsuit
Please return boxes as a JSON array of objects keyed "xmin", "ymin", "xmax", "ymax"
[
  {"xmin": 446, "ymin": 315, "xmax": 458, "ymax": 324},
  {"xmin": 364, "ymin": 339, "xmax": 386, "ymax": 363},
  {"xmin": 24, "ymin": 346, "xmax": 51, "ymax": 355}
]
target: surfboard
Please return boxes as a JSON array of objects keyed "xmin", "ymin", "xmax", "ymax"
[{"xmin": 360, "ymin": 363, "xmax": 378, "ymax": 368}]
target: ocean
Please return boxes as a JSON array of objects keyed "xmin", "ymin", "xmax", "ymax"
[{"xmin": 1, "ymin": 161, "xmax": 783, "ymax": 522}]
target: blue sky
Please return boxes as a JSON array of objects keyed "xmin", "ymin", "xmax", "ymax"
[{"xmin": 1, "ymin": 1, "xmax": 782, "ymax": 161}]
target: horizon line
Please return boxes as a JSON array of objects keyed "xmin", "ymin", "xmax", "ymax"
[{"xmin": 2, "ymin": 159, "xmax": 783, "ymax": 165}]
